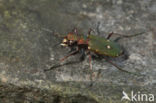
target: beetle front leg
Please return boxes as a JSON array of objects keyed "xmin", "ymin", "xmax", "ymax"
[
  {"xmin": 60, "ymin": 49, "xmax": 79, "ymax": 62},
  {"xmin": 107, "ymin": 32, "xmax": 145, "ymax": 40}
]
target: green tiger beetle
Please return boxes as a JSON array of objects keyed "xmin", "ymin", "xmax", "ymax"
[{"xmin": 43, "ymin": 28, "xmax": 144, "ymax": 77}]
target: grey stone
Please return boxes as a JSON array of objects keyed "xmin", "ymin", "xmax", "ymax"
[{"xmin": 0, "ymin": 0, "xmax": 155, "ymax": 103}]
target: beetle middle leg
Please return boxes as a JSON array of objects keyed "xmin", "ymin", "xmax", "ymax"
[{"xmin": 106, "ymin": 32, "xmax": 114, "ymax": 39}]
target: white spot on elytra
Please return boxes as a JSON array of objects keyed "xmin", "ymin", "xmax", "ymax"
[{"xmin": 107, "ymin": 45, "xmax": 111, "ymax": 49}]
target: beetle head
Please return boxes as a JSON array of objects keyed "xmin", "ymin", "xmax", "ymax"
[
  {"xmin": 60, "ymin": 37, "xmax": 68, "ymax": 47},
  {"xmin": 60, "ymin": 33, "xmax": 78, "ymax": 47}
]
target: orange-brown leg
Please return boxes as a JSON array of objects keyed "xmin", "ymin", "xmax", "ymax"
[{"xmin": 60, "ymin": 50, "xmax": 79, "ymax": 62}]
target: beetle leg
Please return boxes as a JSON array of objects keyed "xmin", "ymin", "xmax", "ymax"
[
  {"xmin": 106, "ymin": 32, "xmax": 114, "ymax": 39},
  {"xmin": 89, "ymin": 54, "xmax": 92, "ymax": 71},
  {"xmin": 107, "ymin": 32, "xmax": 145, "ymax": 41},
  {"xmin": 68, "ymin": 46, "xmax": 77, "ymax": 53},
  {"xmin": 79, "ymin": 49, "xmax": 86, "ymax": 61},
  {"xmin": 103, "ymin": 57, "xmax": 139, "ymax": 75},
  {"xmin": 88, "ymin": 28, "xmax": 95, "ymax": 36},
  {"xmin": 96, "ymin": 22, "xmax": 101, "ymax": 35},
  {"xmin": 44, "ymin": 60, "xmax": 82, "ymax": 72},
  {"xmin": 114, "ymin": 32, "xmax": 145, "ymax": 38},
  {"xmin": 88, "ymin": 28, "xmax": 92, "ymax": 35},
  {"xmin": 89, "ymin": 53, "xmax": 95, "ymax": 81},
  {"xmin": 60, "ymin": 49, "xmax": 79, "ymax": 62},
  {"xmin": 72, "ymin": 28, "xmax": 78, "ymax": 35},
  {"xmin": 107, "ymin": 32, "xmax": 145, "ymax": 40}
]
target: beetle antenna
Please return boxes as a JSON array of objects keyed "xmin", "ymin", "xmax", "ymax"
[
  {"xmin": 41, "ymin": 28, "xmax": 65, "ymax": 38},
  {"xmin": 52, "ymin": 42, "xmax": 62, "ymax": 48}
]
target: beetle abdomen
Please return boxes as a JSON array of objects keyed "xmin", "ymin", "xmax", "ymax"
[{"xmin": 88, "ymin": 35, "xmax": 123, "ymax": 57}]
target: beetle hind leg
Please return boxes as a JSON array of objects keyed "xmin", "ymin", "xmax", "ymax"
[
  {"xmin": 96, "ymin": 22, "xmax": 101, "ymax": 35},
  {"xmin": 103, "ymin": 57, "xmax": 140, "ymax": 75}
]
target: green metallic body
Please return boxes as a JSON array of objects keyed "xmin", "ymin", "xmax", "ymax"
[
  {"xmin": 65, "ymin": 32, "xmax": 123, "ymax": 57},
  {"xmin": 88, "ymin": 35, "xmax": 122, "ymax": 57},
  {"xmin": 57, "ymin": 30, "xmax": 144, "ymax": 75}
]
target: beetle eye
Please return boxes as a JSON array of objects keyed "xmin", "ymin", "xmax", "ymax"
[
  {"xmin": 106, "ymin": 45, "xmax": 111, "ymax": 49},
  {"xmin": 63, "ymin": 39, "xmax": 67, "ymax": 43}
]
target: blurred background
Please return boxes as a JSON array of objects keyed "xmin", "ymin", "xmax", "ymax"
[{"xmin": 0, "ymin": 0, "xmax": 156, "ymax": 103}]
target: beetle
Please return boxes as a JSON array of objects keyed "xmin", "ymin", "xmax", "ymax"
[
  {"xmin": 43, "ymin": 28, "xmax": 144, "ymax": 76},
  {"xmin": 60, "ymin": 29, "xmax": 123, "ymax": 61}
]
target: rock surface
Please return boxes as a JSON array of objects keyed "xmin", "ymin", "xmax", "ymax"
[{"xmin": 0, "ymin": 0, "xmax": 156, "ymax": 103}]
